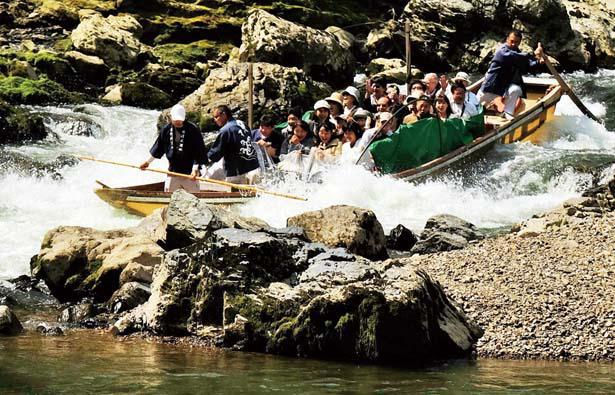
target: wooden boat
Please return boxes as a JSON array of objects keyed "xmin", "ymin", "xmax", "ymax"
[
  {"xmin": 94, "ymin": 181, "xmax": 255, "ymax": 217},
  {"xmin": 393, "ymin": 76, "xmax": 563, "ymax": 181}
]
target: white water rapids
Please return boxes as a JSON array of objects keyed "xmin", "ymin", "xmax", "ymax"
[{"xmin": 1, "ymin": 74, "xmax": 614, "ymax": 280}]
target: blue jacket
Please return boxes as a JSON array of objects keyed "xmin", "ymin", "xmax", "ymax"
[
  {"xmin": 481, "ymin": 44, "xmax": 539, "ymax": 96},
  {"xmin": 207, "ymin": 118, "xmax": 259, "ymax": 177},
  {"xmin": 149, "ymin": 121, "xmax": 207, "ymax": 175}
]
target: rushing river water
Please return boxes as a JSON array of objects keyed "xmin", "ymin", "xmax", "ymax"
[{"xmin": 1, "ymin": 71, "xmax": 615, "ymax": 391}]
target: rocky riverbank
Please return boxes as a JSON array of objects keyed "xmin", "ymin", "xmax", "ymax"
[{"xmin": 2, "ymin": 175, "xmax": 613, "ymax": 363}]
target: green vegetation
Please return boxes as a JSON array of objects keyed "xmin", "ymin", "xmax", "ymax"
[
  {"xmin": 0, "ymin": 76, "xmax": 83, "ymax": 105},
  {"xmin": 153, "ymin": 40, "xmax": 233, "ymax": 69}
]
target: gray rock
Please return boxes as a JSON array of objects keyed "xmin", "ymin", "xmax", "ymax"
[
  {"xmin": 166, "ymin": 189, "xmax": 269, "ymax": 250},
  {"xmin": 0, "ymin": 305, "xmax": 23, "ymax": 335},
  {"xmin": 386, "ymin": 224, "xmax": 418, "ymax": 251},
  {"xmin": 179, "ymin": 61, "xmax": 328, "ymax": 133},
  {"xmin": 107, "ymin": 282, "xmax": 151, "ymax": 314},
  {"xmin": 411, "ymin": 214, "xmax": 483, "ymax": 254},
  {"xmin": 64, "ymin": 50, "xmax": 109, "ymax": 85},
  {"xmin": 59, "ymin": 303, "xmax": 97, "ymax": 323},
  {"xmin": 238, "ymin": 9, "xmax": 355, "ymax": 86},
  {"xmin": 287, "ymin": 205, "xmax": 388, "ymax": 260}
]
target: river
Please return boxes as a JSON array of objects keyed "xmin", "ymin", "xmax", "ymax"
[{"xmin": 1, "ymin": 71, "xmax": 614, "ymax": 391}]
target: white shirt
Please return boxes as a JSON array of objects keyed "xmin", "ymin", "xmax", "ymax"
[{"xmin": 450, "ymin": 100, "xmax": 480, "ymax": 119}]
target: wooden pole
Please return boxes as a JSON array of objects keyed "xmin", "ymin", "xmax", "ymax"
[
  {"xmin": 540, "ymin": 50, "xmax": 601, "ymax": 124},
  {"xmin": 405, "ymin": 20, "xmax": 412, "ymax": 95},
  {"xmin": 248, "ymin": 62, "xmax": 254, "ymax": 130},
  {"xmin": 78, "ymin": 156, "xmax": 308, "ymax": 201}
]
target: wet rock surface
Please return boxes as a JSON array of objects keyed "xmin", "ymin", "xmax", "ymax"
[
  {"xmin": 411, "ymin": 214, "xmax": 484, "ymax": 254},
  {"xmin": 0, "ymin": 305, "xmax": 23, "ymax": 335},
  {"xmin": 287, "ymin": 205, "xmax": 388, "ymax": 260}
]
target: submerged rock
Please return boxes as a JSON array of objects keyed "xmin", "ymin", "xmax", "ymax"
[
  {"xmin": 0, "ymin": 305, "xmax": 23, "ymax": 335},
  {"xmin": 287, "ymin": 205, "xmax": 388, "ymax": 260}
]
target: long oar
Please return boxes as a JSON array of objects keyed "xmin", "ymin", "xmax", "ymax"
[
  {"xmin": 77, "ymin": 156, "xmax": 308, "ymax": 201},
  {"xmin": 540, "ymin": 49, "xmax": 602, "ymax": 124}
]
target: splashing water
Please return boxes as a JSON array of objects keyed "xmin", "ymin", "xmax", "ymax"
[{"xmin": 1, "ymin": 72, "xmax": 615, "ymax": 280}]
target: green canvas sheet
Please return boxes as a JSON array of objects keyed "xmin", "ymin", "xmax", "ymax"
[{"xmin": 370, "ymin": 111, "xmax": 484, "ymax": 174}]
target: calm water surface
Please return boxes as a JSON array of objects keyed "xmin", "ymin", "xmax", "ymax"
[{"xmin": 1, "ymin": 331, "xmax": 614, "ymax": 394}]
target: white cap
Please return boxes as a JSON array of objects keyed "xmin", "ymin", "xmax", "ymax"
[
  {"xmin": 342, "ymin": 86, "xmax": 360, "ymax": 102},
  {"xmin": 314, "ymin": 100, "xmax": 330, "ymax": 110},
  {"xmin": 170, "ymin": 104, "xmax": 186, "ymax": 121},
  {"xmin": 452, "ymin": 72, "xmax": 470, "ymax": 83},
  {"xmin": 377, "ymin": 112, "xmax": 393, "ymax": 122}
]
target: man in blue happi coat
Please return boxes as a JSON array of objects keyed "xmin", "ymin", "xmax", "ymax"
[{"xmin": 477, "ymin": 31, "xmax": 544, "ymax": 120}]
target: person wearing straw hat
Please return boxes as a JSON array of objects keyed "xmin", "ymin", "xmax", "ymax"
[
  {"xmin": 325, "ymin": 92, "xmax": 344, "ymax": 121},
  {"xmin": 441, "ymin": 71, "xmax": 480, "ymax": 107},
  {"xmin": 140, "ymin": 103, "xmax": 207, "ymax": 193}
]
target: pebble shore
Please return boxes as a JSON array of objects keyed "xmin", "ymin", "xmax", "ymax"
[{"xmin": 402, "ymin": 207, "xmax": 615, "ymax": 361}]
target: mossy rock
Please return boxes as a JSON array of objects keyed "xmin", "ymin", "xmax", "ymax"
[
  {"xmin": 0, "ymin": 99, "xmax": 47, "ymax": 144},
  {"xmin": 120, "ymin": 82, "xmax": 173, "ymax": 109},
  {"xmin": 0, "ymin": 76, "xmax": 84, "ymax": 105},
  {"xmin": 152, "ymin": 40, "xmax": 233, "ymax": 69}
]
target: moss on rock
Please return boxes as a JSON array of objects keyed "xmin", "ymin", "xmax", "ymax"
[
  {"xmin": 0, "ymin": 76, "xmax": 83, "ymax": 105},
  {"xmin": 153, "ymin": 40, "xmax": 233, "ymax": 69},
  {"xmin": 0, "ymin": 99, "xmax": 47, "ymax": 144}
]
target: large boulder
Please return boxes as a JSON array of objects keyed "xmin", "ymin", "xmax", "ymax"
[
  {"xmin": 411, "ymin": 214, "xmax": 484, "ymax": 254},
  {"xmin": 0, "ymin": 305, "xmax": 23, "ymax": 335},
  {"xmin": 64, "ymin": 51, "xmax": 110, "ymax": 85},
  {"xmin": 180, "ymin": 61, "xmax": 328, "ymax": 132},
  {"xmin": 70, "ymin": 11, "xmax": 148, "ymax": 68},
  {"xmin": 113, "ymin": 229, "xmax": 482, "ymax": 364},
  {"xmin": 165, "ymin": 189, "xmax": 268, "ymax": 250},
  {"xmin": 102, "ymin": 82, "xmax": 172, "ymax": 110},
  {"xmin": 237, "ymin": 9, "xmax": 355, "ymax": 87},
  {"xmin": 287, "ymin": 205, "xmax": 388, "ymax": 260},
  {"xmin": 31, "ymin": 225, "xmax": 164, "ymax": 303}
]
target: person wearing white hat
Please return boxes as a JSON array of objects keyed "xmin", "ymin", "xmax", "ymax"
[
  {"xmin": 442, "ymin": 71, "xmax": 480, "ymax": 107},
  {"xmin": 309, "ymin": 99, "xmax": 333, "ymax": 136},
  {"xmin": 140, "ymin": 103, "xmax": 207, "ymax": 193},
  {"xmin": 341, "ymin": 86, "xmax": 362, "ymax": 117}
]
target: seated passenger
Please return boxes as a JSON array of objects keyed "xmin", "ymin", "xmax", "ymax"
[
  {"xmin": 314, "ymin": 122, "xmax": 342, "ymax": 160},
  {"xmin": 408, "ymin": 79, "xmax": 427, "ymax": 99},
  {"xmin": 434, "ymin": 94, "xmax": 453, "ymax": 120},
  {"xmin": 449, "ymin": 82, "xmax": 480, "ymax": 119},
  {"xmin": 279, "ymin": 107, "xmax": 303, "ymax": 139},
  {"xmin": 325, "ymin": 92, "xmax": 344, "ymax": 121},
  {"xmin": 341, "ymin": 122, "xmax": 363, "ymax": 163},
  {"xmin": 376, "ymin": 96, "xmax": 391, "ymax": 117},
  {"xmin": 280, "ymin": 120, "xmax": 315, "ymax": 159},
  {"xmin": 341, "ymin": 86, "xmax": 362, "ymax": 117},
  {"xmin": 310, "ymin": 100, "xmax": 334, "ymax": 136},
  {"xmin": 252, "ymin": 114, "xmax": 284, "ymax": 163},
  {"xmin": 444, "ymin": 72, "xmax": 480, "ymax": 107},
  {"xmin": 415, "ymin": 95, "xmax": 435, "ymax": 120},
  {"xmin": 424, "ymin": 73, "xmax": 440, "ymax": 99},
  {"xmin": 364, "ymin": 76, "xmax": 387, "ymax": 113},
  {"xmin": 402, "ymin": 96, "xmax": 418, "ymax": 125},
  {"xmin": 386, "ymin": 84, "xmax": 401, "ymax": 105},
  {"xmin": 351, "ymin": 108, "xmax": 370, "ymax": 134}
]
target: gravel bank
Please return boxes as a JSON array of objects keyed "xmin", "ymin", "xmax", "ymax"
[{"xmin": 401, "ymin": 206, "xmax": 615, "ymax": 361}]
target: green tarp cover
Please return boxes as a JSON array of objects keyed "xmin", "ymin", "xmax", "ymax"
[{"xmin": 370, "ymin": 111, "xmax": 485, "ymax": 174}]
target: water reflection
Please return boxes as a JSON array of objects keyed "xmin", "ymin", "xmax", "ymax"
[{"xmin": 1, "ymin": 331, "xmax": 614, "ymax": 393}]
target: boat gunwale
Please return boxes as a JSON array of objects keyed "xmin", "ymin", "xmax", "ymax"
[{"xmin": 392, "ymin": 78, "xmax": 563, "ymax": 181}]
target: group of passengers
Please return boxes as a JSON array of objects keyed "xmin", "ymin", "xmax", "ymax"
[{"xmin": 142, "ymin": 30, "xmax": 545, "ymax": 191}]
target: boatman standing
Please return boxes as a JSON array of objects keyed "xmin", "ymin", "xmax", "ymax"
[
  {"xmin": 204, "ymin": 105, "xmax": 260, "ymax": 184},
  {"xmin": 477, "ymin": 31, "xmax": 544, "ymax": 120},
  {"xmin": 139, "ymin": 104, "xmax": 207, "ymax": 193}
]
